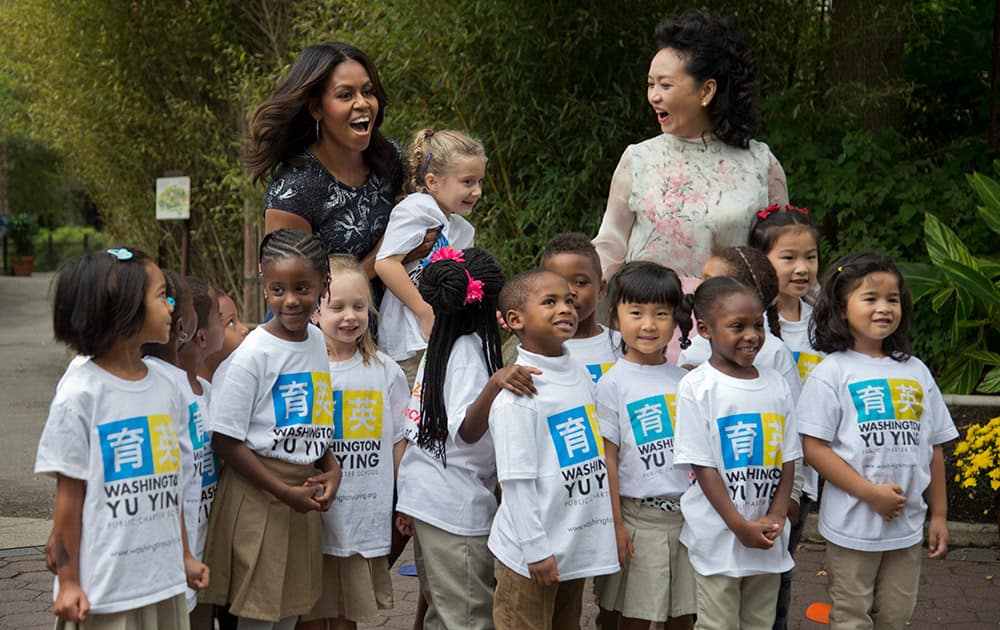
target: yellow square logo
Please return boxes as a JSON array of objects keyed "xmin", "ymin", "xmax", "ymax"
[
  {"xmin": 343, "ymin": 390, "xmax": 383, "ymax": 439},
  {"xmin": 887, "ymin": 379, "xmax": 923, "ymax": 421},
  {"xmin": 149, "ymin": 414, "xmax": 180, "ymax": 474},
  {"xmin": 760, "ymin": 413, "xmax": 785, "ymax": 467},
  {"xmin": 311, "ymin": 372, "xmax": 334, "ymax": 426}
]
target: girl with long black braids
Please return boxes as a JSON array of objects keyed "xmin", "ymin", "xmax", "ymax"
[{"xmin": 394, "ymin": 247, "xmax": 537, "ymax": 630}]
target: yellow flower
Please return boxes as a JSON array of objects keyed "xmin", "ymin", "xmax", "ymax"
[
  {"xmin": 992, "ymin": 479, "xmax": 1000, "ymax": 491},
  {"xmin": 961, "ymin": 477, "xmax": 977, "ymax": 489}
]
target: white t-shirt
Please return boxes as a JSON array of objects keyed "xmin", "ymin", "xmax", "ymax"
[
  {"xmin": 35, "ymin": 360, "xmax": 187, "ymax": 614},
  {"xmin": 673, "ymin": 363, "xmax": 801, "ymax": 577},
  {"xmin": 55, "ymin": 354, "xmax": 90, "ymax": 391},
  {"xmin": 321, "ymin": 351, "xmax": 407, "ymax": 557},
  {"xmin": 396, "ymin": 333, "xmax": 498, "ymax": 536},
  {"xmin": 209, "ymin": 326, "xmax": 334, "ymax": 465},
  {"xmin": 489, "ymin": 347, "xmax": 619, "ymax": 581},
  {"xmin": 778, "ymin": 299, "xmax": 824, "ymax": 498},
  {"xmin": 677, "ymin": 330, "xmax": 802, "ymax": 402},
  {"xmin": 564, "ymin": 325, "xmax": 622, "ymax": 383},
  {"xmin": 596, "ymin": 359, "xmax": 693, "ymax": 499},
  {"xmin": 376, "ymin": 192, "xmax": 475, "ymax": 361},
  {"xmin": 145, "ymin": 358, "xmax": 216, "ymax": 611},
  {"xmin": 796, "ymin": 351, "xmax": 958, "ymax": 552}
]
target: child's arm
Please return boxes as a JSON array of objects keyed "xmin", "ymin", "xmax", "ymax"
[
  {"xmin": 603, "ymin": 440, "xmax": 634, "ymax": 566},
  {"xmin": 691, "ymin": 464, "xmax": 777, "ymax": 549},
  {"xmin": 212, "ymin": 434, "xmax": 322, "ymax": 513},
  {"xmin": 924, "ymin": 444, "xmax": 949, "ymax": 558},
  {"xmin": 375, "ymin": 255, "xmax": 434, "ymax": 339},
  {"xmin": 802, "ymin": 435, "xmax": 905, "ymax": 521},
  {"xmin": 393, "ymin": 439, "xmax": 406, "ymax": 478},
  {"xmin": 504, "ymin": 478, "xmax": 559, "ymax": 585},
  {"xmin": 51, "ymin": 474, "xmax": 89, "ymax": 622},
  {"xmin": 179, "ymin": 507, "xmax": 210, "ymax": 590},
  {"xmin": 458, "ymin": 365, "xmax": 542, "ymax": 444},
  {"xmin": 764, "ymin": 460, "xmax": 796, "ymax": 533},
  {"xmin": 307, "ymin": 450, "xmax": 343, "ymax": 511}
]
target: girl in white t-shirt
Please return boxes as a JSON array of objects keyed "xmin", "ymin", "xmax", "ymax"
[
  {"xmin": 301, "ymin": 256, "xmax": 408, "ymax": 630},
  {"xmin": 597, "ymin": 261, "xmax": 696, "ymax": 630},
  {"xmin": 747, "ymin": 205, "xmax": 823, "ymax": 630},
  {"xmin": 673, "ymin": 276, "xmax": 801, "ymax": 630},
  {"xmin": 798, "ymin": 253, "xmax": 957, "ymax": 629},
  {"xmin": 198, "ymin": 288, "xmax": 250, "ymax": 384},
  {"xmin": 395, "ymin": 247, "xmax": 537, "ymax": 630},
  {"xmin": 374, "ymin": 129, "xmax": 486, "ymax": 377},
  {"xmin": 36, "ymin": 247, "xmax": 209, "ymax": 629},
  {"xmin": 203, "ymin": 229, "xmax": 342, "ymax": 630}
]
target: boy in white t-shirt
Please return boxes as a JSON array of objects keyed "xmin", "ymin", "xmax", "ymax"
[
  {"xmin": 541, "ymin": 233, "xmax": 622, "ymax": 383},
  {"xmin": 489, "ymin": 269, "xmax": 619, "ymax": 630}
]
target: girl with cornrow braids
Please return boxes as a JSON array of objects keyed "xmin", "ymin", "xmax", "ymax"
[
  {"xmin": 202, "ymin": 229, "xmax": 342, "ymax": 630},
  {"xmin": 394, "ymin": 247, "xmax": 538, "ymax": 630}
]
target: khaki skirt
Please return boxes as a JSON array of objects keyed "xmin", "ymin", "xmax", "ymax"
[
  {"xmin": 55, "ymin": 593, "xmax": 188, "ymax": 630},
  {"xmin": 200, "ymin": 456, "xmax": 323, "ymax": 622},
  {"xmin": 303, "ymin": 554, "xmax": 393, "ymax": 622},
  {"xmin": 600, "ymin": 498, "xmax": 697, "ymax": 621}
]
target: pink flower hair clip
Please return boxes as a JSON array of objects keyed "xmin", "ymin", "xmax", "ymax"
[
  {"xmin": 429, "ymin": 246, "xmax": 465, "ymax": 264},
  {"xmin": 464, "ymin": 270, "xmax": 484, "ymax": 305}
]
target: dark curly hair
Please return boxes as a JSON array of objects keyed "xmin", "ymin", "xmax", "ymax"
[
  {"xmin": 810, "ymin": 253, "xmax": 913, "ymax": 361},
  {"xmin": 416, "ymin": 248, "xmax": 505, "ymax": 461},
  {"xmin": 245, "ymin": 42, "xmax": 398, "ymax": 184},
  {"xmin": 655, "ymin": 9, "xmax": 758, "ymax": 149},
  {"xmin": 606, "ymin": 261, "xmax": 694, "ymax": 353}
]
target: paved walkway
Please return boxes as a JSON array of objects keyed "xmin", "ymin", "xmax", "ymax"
[{"xmin": 1, "ymin": 272, "xmax": 999, "ymax": 629}]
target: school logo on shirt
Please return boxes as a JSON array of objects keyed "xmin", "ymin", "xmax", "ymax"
[
  {"xmin": 627, "ymin": 394, "xmax": 677, "ymax": 445},
  {"xmin": 849, "ymin": 379, "xmax": 923, "ymax": 422},
  {"xmin": 98, "ymin": 415, "xmax": 180, "ymax": 482},
  {"xmin": 547, "ymin": 404, "xmax": 604, "ymax": 468},
  {"xmin": 272, "ymin": 371, "xmax": 335, "ymax": 427},
  {"xmin": 716, "ymin": 413, "xmax": 785, "ymax": 470},
  {"xmin": 187, "ymin": 401, "xmax": 219, "ymax": 487},
  {"xmin": 586, "ymin": 362, "xmax": 616, "ymax": 383},
  {"xmin": 332, "ymin": 390, "xmax": 383, "ymax": 440},
  {"xmin": 792, "ymin": 351, "xmax": 823, "ymax": 384}
]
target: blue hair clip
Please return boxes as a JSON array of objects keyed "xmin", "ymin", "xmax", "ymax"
[
  {"xmin": 166, "ymin": 297, "xmax": 176, "ymax": 307},
  {"xmin": 106, "ymin": 248, "xmax": 133, "ymax": 261}
]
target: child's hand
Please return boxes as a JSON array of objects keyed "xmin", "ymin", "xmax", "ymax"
[
  {"xmin": 734, "ymin": 518, "xmax": 778, "ymax": 550},
  {"xmin": 491, "ymin": 365, "xmax": 541, "ymax": 398},
  {"xmin": 306, "ymin": 467, "xmax": 342, "ymax": 511},
  {"xmin": 280, "ymin": 484, "xmax": 322, "ymax": 513},
  {"xmin": 866, "ymin": 483, "xmax": 906, "ymax": 521},
  {"xmin": 527, "ymin": 555, "xmax": 560, "ymax": 586},
  {"xmin": 615, "ymin": 523, "xmax": 635, "ymax": 567},
  {"xmin": 184, "ymin": 554, "xmax": 210, "ymax": 590},
  {"xmin": 496, "ymin": 309, "xmax": 511, "ymax": 331},
  {"xmin": 53, "ymin": 580, "xmax": 89, "ymax": 622},
  {"xmin": 395, "ymin": 513, "xmax": 414, "ymax": 537},
  {"xmin": 760, "ymin": 514, "xmax": 784, "ymax": 541},
  {"xmin": 927, "ymin": 515, "xmax": 949, "ymax": 559}
]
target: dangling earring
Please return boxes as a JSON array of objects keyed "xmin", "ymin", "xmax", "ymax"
[{"xmin": 315, "ymin": 118, "xmax": 321, "ymax": 140}]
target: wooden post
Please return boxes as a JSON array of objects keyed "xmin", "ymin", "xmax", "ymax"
[{"xmin": 180, "ymin": 219, "xmax": 190, "ymax": 276}]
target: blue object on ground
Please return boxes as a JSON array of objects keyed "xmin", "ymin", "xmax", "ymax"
[{"xmin": 398, "ymin": 563, "xmax": 418, "ymax": 577}]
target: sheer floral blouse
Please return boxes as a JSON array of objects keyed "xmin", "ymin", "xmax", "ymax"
[{"xmin": 593, "ymin": 134, "xmax": 789, "ymax": 279}]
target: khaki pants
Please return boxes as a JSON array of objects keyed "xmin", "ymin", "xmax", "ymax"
[
  {"xmin": 694, "ymin": 572, "xmax": 780, "ymax": 630},
  {"xmin": 412, "ymin": 518, "xmax": 495, "ymax": 630},
  {"xmin": 493, "ymin": 563, "xmax": 585, "ymax": 630},
  {"xmin": 826, "ymin": 541, "xmax": 922, "ymax": 630}
]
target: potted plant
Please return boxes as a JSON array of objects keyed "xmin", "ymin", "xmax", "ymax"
[
  {"xmin": 953, "ymin": 416, "xmax": 1000, "ymax": 532},
  {"xmin": 7, "ymin": 213, "xmax": 39, "ymax": 276}
]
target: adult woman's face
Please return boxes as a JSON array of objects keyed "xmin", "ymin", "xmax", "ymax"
[
  {"xmin": 312, "ymin": 59, "xmax": 379, "ymax": 154},
  {"xmin": 647, "ymin": 47, "xmax": 713, "ymax": 140}
]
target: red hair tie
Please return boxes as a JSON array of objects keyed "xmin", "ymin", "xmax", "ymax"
[{"xmin": 755, "ymin": 204, "xmax": 809, "ymax": 221}]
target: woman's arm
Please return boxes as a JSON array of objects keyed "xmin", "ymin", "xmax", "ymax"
[
  {"xmin": 51, "ymin": 475, "xmax": 88, "ymax": 622},
  {"xmin": 766, "ymin": 152, "xmax": 789, "ymax": 206},
  {"xmin": 212, "ymin": 433, "xmax": 321, "ymax": 513},
  {"xmin": 593, "ymin": 150, "xmax": 635, "ymax": 281},
  {"xmin": 264, "ymin": 208, "xmax": 313, "ymax": 236}
]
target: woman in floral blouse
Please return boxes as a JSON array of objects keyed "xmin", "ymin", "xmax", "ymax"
[{"xmin": 594, "ymin": 10, "xmax": 789, "ymax": 282}]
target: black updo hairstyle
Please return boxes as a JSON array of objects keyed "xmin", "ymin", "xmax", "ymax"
[
  {"xmin": 607, "ymin": 261, "xmax": 694, "ymax": 353},
  {"xmin": 692, "ymin": 275, "xmax": 762, "ymax": 326},
  {"xmin": 811, "ymin": 253, "xmax": 913, "ymax": 361},
  {"xmin": 53, "ymin": 247, "xmax": 155, "ymax": 358},
  {"xmin": 258, "ymin": 228, "xmax": 331, "ymax": 282},
  {"xmin": 416, "ymin": 247, "xmax": 505, "ymax": 461},
  {"xmin": 712, "ymin": 246, "xmax": 782, "ymax": 339},
  {"xmin": 655, "ymin": 9, "xmax": 758, "ymax": 149},
  {"xmin": 748, "ymin": 204, "xmax": 820, "ymax": 261}
]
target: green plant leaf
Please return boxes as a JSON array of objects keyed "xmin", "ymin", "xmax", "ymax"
[
  {"xmin": 925, "ymin": 213, "xmax": 977, "ymax": 269},
  {"xmin": 964, "ymin": 350, "xmax": 1000, "ymax": 366},
  {"xmin": 978, "ymin": 366, "xmax": 1000, "ymax": 393},
  {"xmin": 937, "ymin": 354, "xmax": 984, "ymax": 395},
  {"xmin": 968, "ymin": 172, "xmax": 1000, "ymax": 235},
  {"xmin": 978, "ymin": 256, "xmax": 1000, "ymax": 279},
  {"xmin": 937, "ymin": 260, "xmax": 1000, "ymax": 308},
  {"xmin": 898, "ymin": 262, "xmax": 944, "ymax": 302},
  {"xmin": 930, "ymin": 287, "xmax": 953, "ymax": 313}
]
